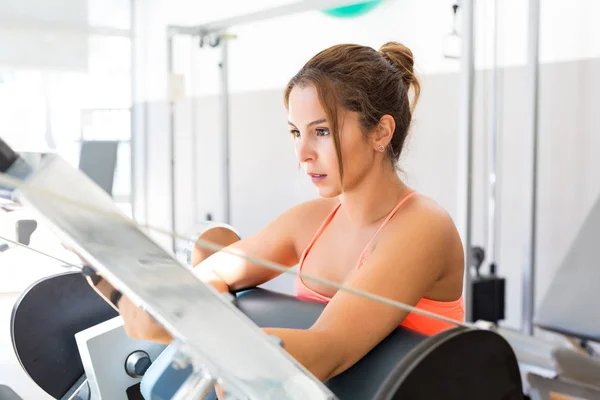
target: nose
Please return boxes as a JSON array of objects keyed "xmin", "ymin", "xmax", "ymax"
[{"xmin": 295, "ymin": 135, "xmax": 316, "ymax": 163}]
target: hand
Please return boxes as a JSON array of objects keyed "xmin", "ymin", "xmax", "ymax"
[
  {"xmin": 60, "ymin": 241, "xmax": 172, "ymax": 343},
  {"xmin": 83, "ymin": 271, "xmax": 173, "ymax": 343},
  {"xmin": 117, "ymin": 293, "xmax": 173, "ymax": 344},
  {"xmin": 215, "ymin": 384, "xmax": 225, "ymax": 399}
]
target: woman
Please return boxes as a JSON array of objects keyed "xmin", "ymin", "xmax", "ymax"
[{"xmin": 115, "ymin": 41, "xmax": 465, "ymax": 384}]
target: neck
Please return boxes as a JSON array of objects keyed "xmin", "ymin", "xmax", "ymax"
[{"xmin": 338, "ymin": 163, "xmax": 411, "ymax": 227}]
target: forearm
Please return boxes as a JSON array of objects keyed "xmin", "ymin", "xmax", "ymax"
[
  {"xmin": 263, "ymin": 327, "xmax": 345, "ymax": 382},
  {"xmin": 193, "ymin": 266, "xmax": 231, "ymax": 293}
]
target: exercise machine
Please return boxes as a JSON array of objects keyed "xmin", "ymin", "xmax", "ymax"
[
  {"xmin": 10, "ymin": 270, "xmax": 525, "ymax": 400},
  {"xmin": 2, "ymin": 132, "xmax": 599, "ymax": 400},
  {"xmin": 7, "ymin": 138, "xmax": 600, "ymax": 399},
  {"xmin": 0, "ymin": 139, "xmax": 526, "ymax": 399}
]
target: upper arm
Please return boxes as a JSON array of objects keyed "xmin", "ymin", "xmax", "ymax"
[
  {"xmin": 310, "ymin": 206, "xmax": 460, "ymax": 376},
  {"xmin": 194, "ymin": 199, "xmax": 333, "ymax": 291}
]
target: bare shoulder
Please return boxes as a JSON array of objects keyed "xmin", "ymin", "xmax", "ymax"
[
  {"xmin": 279, "ymin": 197, "xmax": 339, "ymax": 254},
  {"xmin": 283, "ymin": 197, "xmax": 339, "ymax": 232},
  {"xmin": 386, "ymin": 193, "xmax": 464, "ymax": 272},
  {"xmin": 396, "ymin": 194, "xmax": 458, "ymax": 237},
  {"xmin": 286, "ymin": 197, "xmax": 339, "ymax": 221}
]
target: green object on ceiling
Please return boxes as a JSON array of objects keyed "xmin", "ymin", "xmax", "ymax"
[{"xmin": 322, "ymin": 0, "xmax": 384, "ymax": 18}]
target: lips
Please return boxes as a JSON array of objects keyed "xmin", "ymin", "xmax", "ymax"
[{"xmin": 308, "ymin": 172, "xmax": 327, "ymax": 184}]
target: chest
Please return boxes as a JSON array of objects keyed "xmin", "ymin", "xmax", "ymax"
[{"xmin": 300, "ymin": 217, "xmax": 380, "ymax": 298}]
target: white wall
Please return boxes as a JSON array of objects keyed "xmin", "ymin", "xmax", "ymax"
[
  {"xmin": 131, "ymin": 0, "xmax": 600, "ymax": 330},
  {"xmin": 173, "ymin": 0, "xmax": 600, "ymax": 95},
  {"xmin": 131, "ymin": 0, "xmax": 171, "ymax": 249}
]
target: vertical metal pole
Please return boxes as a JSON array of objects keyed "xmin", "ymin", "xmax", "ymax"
[
  {"xmin": 487, "ymin": 0, "xmax": 501, "ymax": 270},
  {"xmin": 143, "ymin": 95, "xmax": 150, "ymax": 225},
  {"xmin": 523, "ymin": 0, "xmax": 540, "ymax": 336},
  {"xmin": 458, "ymin": 0, "xmax": 476, "ymax": 322},
  {"xmin": 190, "ymin": 39, "xmax": 199, "ymax": 225},
  {"xmin": 167, "ymin": 33, "xmax": 177, "ymax": 252},
  {"xmin": 219, "ymin": 36, "xmax": 231, "ymax": 224},
  {"xmin": 129, "ymin": 0, "xmax": 136, "ymax": 220}
]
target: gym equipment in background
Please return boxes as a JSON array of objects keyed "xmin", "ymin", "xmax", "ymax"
[
  {"xmin": 475, "ymin": 190, "xmax": 600, "ymax": 399},
  {"xmin": 322, "ymin": 0, "xmax": 384, "ymax": 18},
  {"xmin": 526, "ymin": 192, "xmax": 600, "ymax": 399},
  {"xmin": 78, "ymin": 141, "xmax": 119, "ymax": 197},
  {"xmin": 470, "ymin": 246, "xmax": 506, "ymax": 325},
  {"xmin": 0, "ymin": 385, "xmax": 22, "ymax": 400}
]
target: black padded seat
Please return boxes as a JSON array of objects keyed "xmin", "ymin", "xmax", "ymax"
[
  {"xmin": 235, "ymin": 289, "xmax": 524, "ymax": 400},
  {"xmin": 10, "ymin": 272, "xmax": 118, "ymax": 399},
  {"xmin": 11, "ymin": 273, "xmax": 523, "ymax": 400},
  {"xmin": 374, "ymin": 326, "xmax": 524, "ymax": 399}
]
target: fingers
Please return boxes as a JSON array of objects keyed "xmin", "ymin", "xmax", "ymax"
[
  {"xmin": 118, "ymin": 295, "xmax": 173, "ymax": 344},
  {"xmin": 215, "ymin": 384, "xmax": 225, "ymax": 400},
  {"xmin": 62, "ymin": 243, "xmax": 90, "ymax": 266},
  {"xmin": 84, "ymin": 273, "xmax": 121, "ymax": 312},
  {"xmin": 81, "ymin": 267, "xmax": 173, "ymax": 344}
]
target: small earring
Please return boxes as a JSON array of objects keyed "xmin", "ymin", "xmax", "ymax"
[{"xmin": 377, "ymin": 145, "xmax": 385, "ymax": 152}]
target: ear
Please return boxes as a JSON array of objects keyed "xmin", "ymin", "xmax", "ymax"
[{"xmin": 372, "ymin": 115, "xmax": 395, "ymax": 149}]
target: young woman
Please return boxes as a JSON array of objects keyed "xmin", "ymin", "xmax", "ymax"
[{"xmin": 115, "ymin": 41, "xmax": 465, "ymax": 384}]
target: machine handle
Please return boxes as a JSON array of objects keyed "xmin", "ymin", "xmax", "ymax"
[{"xmin": 0, "ymin": 137, "xmax": 19, "ymax": 173}]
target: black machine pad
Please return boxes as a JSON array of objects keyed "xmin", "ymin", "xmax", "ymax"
[
  {"xmin": 234, "ymin": 289, "xmax": 523, "ymax": 400},
  {"xmin": 12, "ymin": 272, "xmax": 523, "ymax": 400},
  {"xmin": 235, "ymin": 289, "xmax": 428, "ymax": 399},
  {"xmin": 374, "ymin": 327, "xmax": 524, "ymax": 399},
  {"xmin": 10, "ymin": 272, "xmax": 118, "ymax": 399}
]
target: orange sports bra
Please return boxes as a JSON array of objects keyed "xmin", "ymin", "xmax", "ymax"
[{"xmin": 294, "ymin": 192, "xmax": 464, "ymax": 336}]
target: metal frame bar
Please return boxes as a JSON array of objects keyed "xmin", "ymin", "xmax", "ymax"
[
  {"xmin": 129, "ymin": 0, "xmax": 147, "ymax": 225},
  {"xmin": 527, "ymin": 373, "xmax": 600, "ymax": 400},
  {"xmin": 220, "ymin": 39, "xmax": 231, "ymax": 224},
  {"xmin": 0, "ymin": 18, "xmax": 131, "ymax": 38},
  {"xmin": 166, "ymin": 31, "xmax": 233, "ymax": 233},
  {"xmin": 167, "ymin": 35, "xmax": 178, "ymax": 252},
  {"xmin": 190, "ymin": 39, "xmax": 200, "ymax": 224},
  {"xmin": 458, "ymin": 0, "xmax": 476, "ymax": 322},
  {"xmin": 487, "ymin": 0, "xmax": 501, "ymax": 270},
  {"xmin": 523, "ymin": 0, "xmax": 540, "ymax": 336},
  {"xmin": 168, "ymin": 0, "xmax": 354, "ymax": 36}
]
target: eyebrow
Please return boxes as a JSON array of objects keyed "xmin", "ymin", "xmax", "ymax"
[{"xmin": 288, "ymin": 118, "xmax": 328, "ymax": 128}]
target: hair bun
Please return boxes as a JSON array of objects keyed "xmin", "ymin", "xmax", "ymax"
[
  {"xmin": 379, "ymin": 41, "xmax": 420, "ymax": 112},
  {"xmin": 379, "ymin": 41, "xmax": 415, "ymax": 86}
]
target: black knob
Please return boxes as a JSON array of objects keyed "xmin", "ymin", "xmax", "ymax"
[
  {"xmin": 125, "ymin": 350, "xmax": 152, "ymax": 378},
  {"xmin": 470, "ymin": 246, "xmax": 486, "ymax": 276}
]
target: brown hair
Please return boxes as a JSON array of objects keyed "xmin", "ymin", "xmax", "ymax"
[{"xmin": 283, "ymin": 41, "xmax": 420, "ymax": 181}]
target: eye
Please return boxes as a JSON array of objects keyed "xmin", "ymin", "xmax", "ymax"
[
  {"xmin": 316, "ymin": 128, "xmax": 330, "ymax": 137},
  {"xmin": 290, "ymin": 129, "xmax": 300, "ymax": 138}
]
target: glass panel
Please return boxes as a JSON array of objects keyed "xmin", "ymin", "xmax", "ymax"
[
  {"xmin": 113, "ymin": 141, "xmax": 131, "ymax": 199},
  {"xmin": 81, "ymin": 109, "xmax": 131, "ymax": 141},
  {"xmin": 0, "ymin": 71, "xmax": 48, "ymax": 151},
  {"xmin": 87, "ymin": 0, "xmax": 131, "ymax": 30},
  {"xmin": 0, "ymin": 30, "xmax": 131, "ymax": 206}
]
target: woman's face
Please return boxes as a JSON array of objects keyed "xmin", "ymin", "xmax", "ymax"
[{"xmin": 287, "ymin": 84, "xmax": 376, "ymax": 197}]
